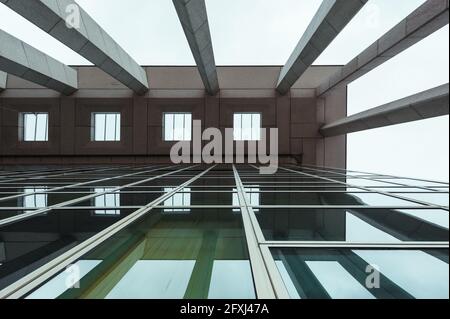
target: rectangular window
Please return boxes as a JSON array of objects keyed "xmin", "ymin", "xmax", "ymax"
[
  {"xmin": 233, "ymin": 113, "xmax": 261, "ymax": 141},
  {"xmin": 20, "ymin": 113, "xmax": 49, "ymax": 141},
  {"xmin": 163, "ymin": 113, "xmax": 192, "ymax": 141},
  {"xmin": 92, "ymin": 113, "xmax": 121, "ymax": 141}
]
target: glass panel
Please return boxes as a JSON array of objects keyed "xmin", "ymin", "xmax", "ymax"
[
  {"xmin": 27, "ymin": 208, "xmax": 255, "ymax": 299},
  {"xmin": 233, "ymin": 114, "xmax": 242, "ymax": 140},
  {"xmin": 164, "ymin": 114, "xmax": 174, "ymax": 141},
  {"xmin": 164, "ymin": 187, "xmax": 191, "ymax": 212},
  {"xmin": 184, "ymin": 114, "xmax": 192, "ymax": 141},
  {"xmin": 251, "ymin": 113, "xmax": 261, "ymax": 141},
  {"xmin": 35, "ymin": 113, "xmax": 48, "ymax": 141},
  {"xmin": 24, "ymin": 113, "xmax": 36, "ymax": 141},
  {"xmin": 271, "ymin": 248, "xmax": 449, "ymax": 299},
  {"xmin": 22, "ymin": 187, "xmax": 48, "ymax": 211},
  {"xmin": 256, "ymin": 208, "xmax": 449, "ymax": 242},
  {"xmin": 105, "ymin": 114, "xmax": 118, "ymax": 141},
  {"xmin": 393, "ymin": 193, "xmax": 449, "ymax": 207},
  {"xmin": 0, "ymin": 209, "xmax": 136, "ymax": 291},
  {"xmin": 174, "ymin": 114, "xmax": 185, "ymax": 140},
  {"xmin": 115, "ymin": 113, "xmax": 121, "ymax": 141},
  {"xmin": 94, "ymin": 114, "xmax": 105, "ymax": 141},
  {"xmin": 251, "ymin": 192, "xmax": 422, "ymax": 206},
  {"xmin": 94, "ymin": 187, "xmax": 120, "ymax": 215},
  {"xmin": 398, "ymin": 209, "xmax": 449, "ymax": 229},
  {"xmin": 241, "ymin": 114, "xmax": 252, "ymax": 141}
]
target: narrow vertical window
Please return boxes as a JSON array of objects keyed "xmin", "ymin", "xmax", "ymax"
[
  {"xmin": 92, "ymin": 113, "xmax": 121, "ymax": 141},
  {"xmin": 163, "ymin": 113, "xmax": 192, "ymax": 141},
  {"xmin": 21, "ymin": 113, "xmax": 49, "ymax": 141},
  {"xmin": 233, "ymin": 113, "xmax": 261, "ymax": 141}
]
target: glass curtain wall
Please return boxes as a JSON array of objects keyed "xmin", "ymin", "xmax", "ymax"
[{"xmin": 0, "ymin": 164, "xmax": 447, "ymax": 299}]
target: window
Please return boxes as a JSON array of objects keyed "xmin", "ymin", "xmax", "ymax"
[
  {"xmin": 20, "ymin": 113, "xmax": 48, "ymax": 141},
  {"xmin": 92, "ymin": 113, "xmax": 121, "ymax": 141},
  {"xmin": 93, "ymin": 187, "xmax": 120, "ymax": 216},
  {"xmin": 163, "ymin": 113, "xmax": 192, "ymax": 141},
  {"xmin": 233, "ymin": 113, "xmax": 261, "ymax": 141}
]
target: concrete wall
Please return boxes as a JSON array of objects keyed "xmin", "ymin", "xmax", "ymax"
[
  {"xmin": 0, "ymin": 66, "xmax": 346, "ymax": 167},
  {"xmin": 316, "ymin": 85, "xmax": 347, "ymax": 169}
]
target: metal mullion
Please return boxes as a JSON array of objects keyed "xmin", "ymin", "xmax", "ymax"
[
  {"xmin": 0, "ymin": 165, "xmax": 214, "ymax": 299},
  {"xmin": 33, "ymin": 113, "xmax": 38, "ymax": 141},
  {"xmin": 103, "ymin": 113, "xmax": 107, "ymax": 141},
  {"xmin": 0, "ymin": 165, "xmax": 128, "ymax": 185},
  {"xmin": 44, "ymin": 112, "xmax": 48, "ymax": 141},
  {"xmin": 0, "ymin": 165, "xmax": 160, "ymax": 204},
  {"xmin": 0, "ymin": 165, "xmax": 183, "ymax": 227},
  {"xmin": 249, "ymin": 205, "xmax": 445, "ymax": 209},
  {"xmin": 301, "ymin": 165, "xmax": 442, "ymax": 192},
  {"xmin": 0, "ymin": 165, "xmax": 128, "ymax": 187},
  {"xmin": 261, "ymin": 241, "xmax": 449, "ymax": 249},
  {"xmin": 232, "ymin": 165, "xmax": 284, "ymax": 299},
  {"xmin": 278, "ymin": 166, "xmax": 449, "ymax": 211},
  {"xmin": 303, "ymin": 164, "xmax": 449, "ymax": 187}
]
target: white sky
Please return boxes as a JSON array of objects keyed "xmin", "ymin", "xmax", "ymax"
[{"xmin": 0, "ymin": 0, "xmax": 448, "ymax": 181}]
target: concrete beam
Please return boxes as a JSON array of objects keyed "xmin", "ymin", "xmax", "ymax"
[
  {"xmin": 1, "ymin": 0, "xmax": 149, "ymax": 95},
  {"xmin": 0, "ymin": 29, "xmax": 78, "ymax": 95},
  {"xmin": 173, "ymin": 0, "xmax": 219, "ymax": 95},
  {"xmin": 0, "ymin": 71, "xmax": 6, "ymax": 91},
  {"xmin": 320, "ymin": 83, "xmax": 449, "ymax": 137},
  {"xmin": 276, "ymin": 0, "xmax": 367, "ymax": 95},
  {"xmin": 317, "ymin": 0, "xmax": 449, "ymax": 96}
]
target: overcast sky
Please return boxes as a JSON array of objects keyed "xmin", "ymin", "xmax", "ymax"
[{"xmin": 0, "ymin": 0, "xmax": 448, "ymax": 181}]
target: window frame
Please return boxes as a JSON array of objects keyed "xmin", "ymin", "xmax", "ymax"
[
  {"xmin": 162, "ymin": 112, "xmax": 193, "ymax": 142},
  {"xmin": 91, "ymin": 112, "xmax": 121, "ymax": 142},
  {"xmin": 19, "ymin": 112, "xmax": 49, "ymax": 142},
  {"xmin": 233, "ymin": 112, "xmax": 262, "ymax": 141}
]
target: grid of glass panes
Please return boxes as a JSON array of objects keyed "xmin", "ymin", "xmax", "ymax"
[
  {"xmin": 163, "ymin": 113, "xmax": 192, "ymax": 141},
  {"xmin": 0, "ymin": 164, "xmax": 447, "ymax": 299}
]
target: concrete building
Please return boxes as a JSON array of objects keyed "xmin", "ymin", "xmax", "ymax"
[{"xmin": 0, "ymin": 0, "xmax": 448, "ymax": 300}]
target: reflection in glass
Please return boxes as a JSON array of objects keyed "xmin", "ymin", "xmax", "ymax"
[
  {"xmin": 94, "ymin": 188, "xmax": 120, "ymax": 216},
  {"xmin": 305, "ymin": 261, "xmax": 375, "ymax": 299},
  {"xmin": 19, "ymin": 187, "xmax": 48, "ymax": 211},
  {"xmin": 256, "ymin": 208, "xmax": 448, "ymax": 242},
  {"xmin": 232, "ymin": 188, "xmax": 260, "ymax": 212},
  {"xmin": 208, "ymin": 260, "xmax": 255, "ymax": 299},
  {"xmin": 27, "ymin": 260, "xmax": 101, "ymax": 299},
  {"xmin": 164, "ymin": 188, "xmax": 191, "ymax": 213},
  {"xmin": 398, "ymin": 209, "xmax": 449, "ymax": 229},
  {"xmin": 27, "ymin": 209, "xmax": 255, "ymax": 299},
  {"xmin": 106, "ymin": 260, "xmax": 196, "ymax": 299},
  {"xmin": 272, "ymin": 248, "xmax": 449, "ymax": 299}
]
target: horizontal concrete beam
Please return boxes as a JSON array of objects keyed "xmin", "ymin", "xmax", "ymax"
[
  {"xmin": 0, "ymin": 29, "xmax": 78, "ymax": 95},
  {"xmin": 0, "ymin": 71, "xmax": 6, "ymax": 91},
  {"xmin": 1, "ymin": 0, "xmax": 149, "ymax": 95},
  {"xmin": 317, "ymin": 0, "xmax": 450, "ymax": 96},
  {"xmin": 276, "ymin": 0, "xmax": 367, "ymax": 95},
  {"xmin": 320, "ymin": 83, "xmax": 449, "ymax": 137},
  {"xmin": 173, "ymin": 0, "xmax": 219, "ymax": 95}
]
